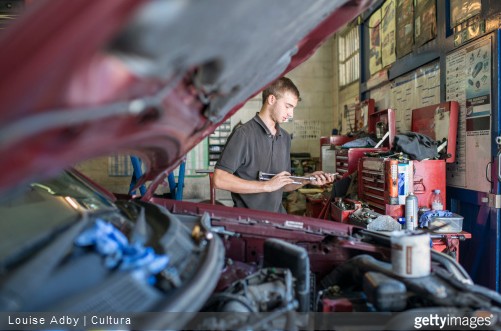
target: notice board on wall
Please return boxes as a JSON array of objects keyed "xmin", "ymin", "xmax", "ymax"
[
  {"xmin": 368, "ymin": 83, "xmax": 392, "ymax": 111},
  {"xmin": 390, "ymin": 62, "xmax": 441, "ymax": 132},
  {"xmin": 446, "ymin": 34, "xmax": 492, "ymax": 192}
]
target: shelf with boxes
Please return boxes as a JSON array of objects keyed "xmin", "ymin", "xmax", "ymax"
[{"xmin": 208, "ymin": 119, "xmax": 232, "ymax": 167}]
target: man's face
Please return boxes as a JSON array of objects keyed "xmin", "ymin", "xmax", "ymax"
[{"xmin": 270, "ymin": 91, "xmax": 298, "ymax": 124}]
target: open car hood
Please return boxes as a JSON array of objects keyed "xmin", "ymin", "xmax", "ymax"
[{"xmin": 0, "ymin": 0, "xmax": 373, "ymax": 196}]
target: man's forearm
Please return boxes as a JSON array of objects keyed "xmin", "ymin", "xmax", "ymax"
[
  {"xmin": 213, "ymin": 169, "xmax": 270, "ymax": 193},
  {"xmin": 283, "ymin": 182, "xmax": 304, "ymax": 192}
]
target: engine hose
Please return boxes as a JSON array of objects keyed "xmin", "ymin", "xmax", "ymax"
[
  {"xmin": 465, "ymin": 283, "xmax": 501, "ymax": 306},
  {"xmin": 319, "ymin": 255, "xmax": 452, "ymax": 305},
  {"xmin": 321, "ymin": 254, "xmax": 501, "ymax": 312},
  {"xmin": 434, "ymin": 268, "xmax": 501, "ymax": 307},
  {"xmin": 319, "ymin": 256, "xmax": 363, "ymax": 289},
  {"xmin": 320, "ymin": 255, "xmax": 392, "ymax": 289},
  {"xmin": 431, "ymin": 250, "xmax": 472, "ymax": 284}
]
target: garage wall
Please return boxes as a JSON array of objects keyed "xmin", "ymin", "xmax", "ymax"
[{"xmin": 337, "ymin": 82, "xmax": 360, "ymax": 134}]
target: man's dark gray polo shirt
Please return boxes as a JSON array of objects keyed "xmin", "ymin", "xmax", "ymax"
[{"xmin": 215, "ymin": 114, "xmax": 291, "ymax": 213}]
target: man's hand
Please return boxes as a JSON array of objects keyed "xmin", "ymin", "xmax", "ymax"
[
  {"xmin": 309, "ymin": 171, "xmax": 336, "ymax": 186},
  {"xmin": 264, "ymin": 171, "xmax": 295, "ymax": 192}
]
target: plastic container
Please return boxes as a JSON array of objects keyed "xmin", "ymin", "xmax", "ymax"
[
  {"xmin": 330, "ymin": 199, "xmax": 362, "ymax": 223},
  {"xmin": 405, "ymin": 193, "xmax": 418, "ymax": 230},
  {"xmin": 431, "ymin": 189, "xmax": 444, "ymax": 211},
  {"xmin": 429, "ymin": 213, "xmax": 464, "ymax": 233}
]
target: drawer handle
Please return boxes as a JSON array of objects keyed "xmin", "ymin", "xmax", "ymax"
[
  {"xmin": 364, "ymin": 185, "xmax": 384, "ymax": 192},
  {"xmin": 365, "ymin": 192, "xmax": 384, "ymax": 201}
]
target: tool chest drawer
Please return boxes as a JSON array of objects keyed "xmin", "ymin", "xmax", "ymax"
[
  {"xmin": 357, "ymin": 157, "xmax": 387, "ymax": 213},
  {"xmin": 335, "ymin": 148, "xmax": 385, "ymax": 177}
]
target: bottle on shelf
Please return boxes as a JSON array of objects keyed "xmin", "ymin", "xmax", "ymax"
[{"xmin": 431, "ymin": 189, "xmax": 443, "ymax": 211}]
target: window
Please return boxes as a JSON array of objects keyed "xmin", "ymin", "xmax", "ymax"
[{"xmin": 338, "ymin": 23, "xmax": 360, "ymax": 87}]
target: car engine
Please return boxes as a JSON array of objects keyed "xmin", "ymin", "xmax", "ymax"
[{"xmin": 156, "ymin": 199, "xmax": 501, "ymax": 330}]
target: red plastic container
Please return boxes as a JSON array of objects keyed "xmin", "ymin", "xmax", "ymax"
[{"xmin": 330, "ymin": 199, "xmax": 362, "ymax": 223}]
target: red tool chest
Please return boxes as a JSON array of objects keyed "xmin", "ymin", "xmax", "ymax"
[
  {"xmin": 357, "ymin": 101, "xmax": 459, "ymax": 217},
  {"xmin": 334, "ymin": 100, "xmax": 396, "ymax": 177},
  {"xmin": 358, "ymin": 158, "xmax": 446, "ymax": 216},
  {"xmin": 320, "ymin": 135, "xmax": 353, "ymax": 173}
]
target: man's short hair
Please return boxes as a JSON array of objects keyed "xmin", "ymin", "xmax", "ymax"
[{"xmin": 262, "ymin": 77, "xmax": 301, "ymax": 105}]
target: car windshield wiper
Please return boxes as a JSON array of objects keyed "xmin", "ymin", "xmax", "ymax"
[{"xmin": 30, "ymin": 183, "xmax": 56, "ymax": 195}]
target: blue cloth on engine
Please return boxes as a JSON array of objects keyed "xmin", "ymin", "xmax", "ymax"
[
  {"xmin": 418, "ymin": 210, "xmax": 453, "ymax": 228},
  {"xmin": 341, "ymin": 136, "xmax": 377, "ymax": 148},
  {"xmin": 75, "ymin": 219, "xmax": 169, "ymax": 277}
]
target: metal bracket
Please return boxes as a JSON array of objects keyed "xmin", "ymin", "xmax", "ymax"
[{"xmin": 487, "ymin": 193, "xmax": 501, "ymax": 209}]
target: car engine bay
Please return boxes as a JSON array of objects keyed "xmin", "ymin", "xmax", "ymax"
[{"xmin": 1, "ymin": 173, "xmax": 501, "ymax": 330}]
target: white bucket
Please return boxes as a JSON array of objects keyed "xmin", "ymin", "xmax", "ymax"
[{"xmin": 391, "ymin": 231, "xmax": 431, "ymax": 278}]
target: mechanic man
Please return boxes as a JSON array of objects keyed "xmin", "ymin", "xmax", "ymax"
[{"xmin": 213, "ymin": 77, "xmax": 335, "ymax": 213}]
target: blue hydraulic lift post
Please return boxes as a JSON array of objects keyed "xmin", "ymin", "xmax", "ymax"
[
  {"xmin": 129, "ymin": 156, "xmax": 146, "ymax": 196},
  {"xmin": 130, "ymin": 156, "xmax": 186, "ymax": 200},
  {"xmin": 176, "ymin": 161, "xmax": 186, "ymax": 200},
  {"xmin": 167, "ymin": 160, "xmax": 186, "ymax": 200}
]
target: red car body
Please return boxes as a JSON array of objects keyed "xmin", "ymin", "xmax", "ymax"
[{"xmin": 0, "ymin": 0, "xmax": 372, "ymax": 197}]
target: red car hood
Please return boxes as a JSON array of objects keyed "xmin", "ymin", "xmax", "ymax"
[{"xmin": 0, "ymin": 0, "xmax": 373, "ymax": 197}]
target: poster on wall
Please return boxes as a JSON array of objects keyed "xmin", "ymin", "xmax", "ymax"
[
  {"xmin": 294, "ymin": 120, "xmax": 321, "ymax": 140},
  {"xmin": 414, "ymin": 0, "xmax": 436, "ymax": 48},
  {"xmin": 446, "ymin": 35, "xmax": 491, "ymax": 192},
  {"xmin": 390, "ymin": 62, "xmax": 441, "ymax": 132},
  {"xmin": 369, "ymin": 8, "xmax": 382, "ymax": 75},
  {"xmin": 396, "ymin": 0, "xmax": 414, "ymax": 58},
  {"xmin": 381, "ymin": 0, "xmax": 396, "ymax": 67},
  {"xmin": 450, "ymin": 0, "xmax": 481, "ymax": 28}
]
